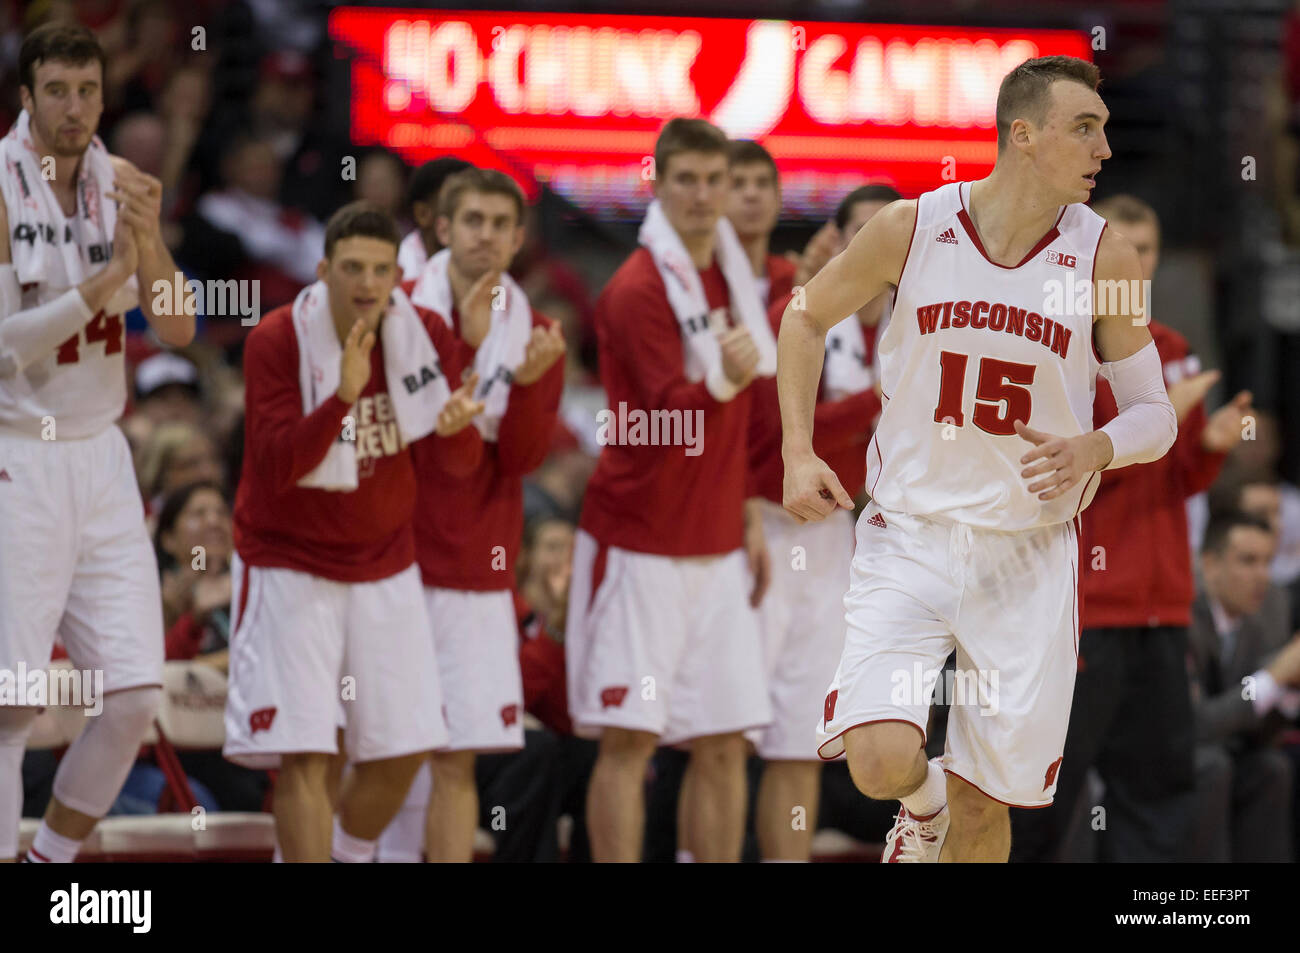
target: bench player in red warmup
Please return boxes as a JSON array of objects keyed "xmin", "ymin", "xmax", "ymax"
[
  {"xmin": 779, "ymin": 56, "xmax": 1178, "ymax": 862},
  {"xmin": 0, "ymin": 23, "xmax": 195, "ymax": 863},
  {"xmin": 223, "ymin": 203, "xmax": 484, "ymax": 862},
  {"xmin": 568, "ymin": 118, "xmax": 776, "ymax": 863},
  {"xmin": 378, "ymin": 168, "xmax": 564, "ymax": 862}
]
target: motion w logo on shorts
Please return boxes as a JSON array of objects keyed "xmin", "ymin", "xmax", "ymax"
[
  {"xmin": 1043, "ymin": 755, "xmax": 1064, "ymax": 791},
  {"xmin": 824, "ymin": 690, "xmax": 838, "ymax": 723},
  {"xmin": 600, "ymin": 686, "xmax": 628, "ymax": 709},
  {"xmin": 500, "ymin": 704, "xmax": 518, "ymax": 727},
  {"xmin": 249, "ymin": 706, "xmax": 277, "ymax": 734}
]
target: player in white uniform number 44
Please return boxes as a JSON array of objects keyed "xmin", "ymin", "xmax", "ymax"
[
  {"xmin": 0, "ymin": 24, "xmax": 195, "ymax": 863},
  {"xmin": 778, "ymin": 56, "xmax": 1177, "ymax": 863}
]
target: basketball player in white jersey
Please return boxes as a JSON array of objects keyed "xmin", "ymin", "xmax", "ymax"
[
  {"xmin": 0, "ymin": 23, "xmax": 195, "ymax": 863},
  {"xmin": 777, "ymin": 56, "xmax": 1177, "ymax": 862}
]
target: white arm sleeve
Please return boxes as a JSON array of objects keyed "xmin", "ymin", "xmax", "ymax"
[
  {"xmin": 0, "ymin": 265, "xmax": 93, "ymax": 379},
  {"xmin": 1098, "ymin": 339, "xmax": 1177, "ymax": 469}
]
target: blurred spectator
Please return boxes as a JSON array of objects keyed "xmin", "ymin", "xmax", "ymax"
[
  {"xmin": 1203, "ymin": 458, "xmax": 1300, "ymax": 588},
  {"xmin": 155, "ymin": 480, "xmax": 233, "ymax": 669},
  {"xmin": 188, "ymin": 132, "xmax": 325, "ymax": 309},
  {"xmin": 1191, "ymin": 411, "xmax": 1300, "ymax": 584},
  {"xmin": 511, "ymin": 212, "xmax": 597, "ymax": 374},
  {"xmin": 517, "ymin": 516, "xmax": 574, "ymax": 640},
  {"xmin": 1183, "ymin": 510, "xmax": 1300, "ymax": 861},
  {"xmin": 134, "ymin": 351, "xmax": 203, "ymax": 427},
  {"xmin": 137, "ymin": 421, "xmax": 225, "ymax": 513},
  {"xmin": 104, "ymin": 0, "xmax": 179, "ymax": 115},
  {"xmin": 354, "ymin": 148, "xmax": 409, "ymax": 227}
]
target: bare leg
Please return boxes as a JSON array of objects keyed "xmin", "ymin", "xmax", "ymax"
[
  {"xmin": 680, "ymin": 732, "xmax": 747, "ymax": 862},
  {"xmin": 586, "ymin": 728, "xmax": 658, "ymax": 862},
  {"xmin": 940, "ymin": 772, "xmax": 1009, "ymax": 862},
  {"xmin": 337, "ymin": 750, "xmax": 430, "ymax": 841},
  {"xmin": 275, "ymin": 752, "xmax": 335, "ymax": 862},
  {"xmin": 756, "ymin": 760, "xmax": 822, "ymax": 861},
  {"xmin": 426, "ymin": 749, "xmax": 478, "ymax": 862}
]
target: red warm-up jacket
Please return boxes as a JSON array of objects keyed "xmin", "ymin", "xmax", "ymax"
[{"xmin": 1080, "ymin": 320, "xmax": 1227, "ymax": 629}]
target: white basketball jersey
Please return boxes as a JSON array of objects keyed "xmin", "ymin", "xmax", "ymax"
[
  {"xmin": 0, "ymin": 197, "xmax": 136, "ymax": 440},
  {"xmin": 866, "ymin": 181, "xmax": 1106, "ymax": 530}
]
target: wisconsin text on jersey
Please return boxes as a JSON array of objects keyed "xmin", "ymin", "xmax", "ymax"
[{"xmin": 913, "ymin": 299, "xmax": 1074, "ymax": 359}]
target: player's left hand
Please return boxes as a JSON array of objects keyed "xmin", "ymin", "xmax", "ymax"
[
  {"xmin": 437, "ymin": 371, "xmax": 486, "ymax": 436},
  {"xmin": 744, "ymin": 501, "xmax": 771, "ymax": 608},
  {"xmin": 1015, "ymin": 420, "xmax": 1111, "ymax": 501},
  {"xmin": 513, "ymin": 323, "xmax": 566, "ymax": 385},
  {"xmin": 107, "ymin": 157, "xmax": 163, "ymax": 249}
]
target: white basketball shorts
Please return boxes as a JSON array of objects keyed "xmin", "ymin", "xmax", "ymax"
[
  {"xmin": 566, "ymin": 529, "xmax": 771, "ymax": 745},
  {"xmin": 749, "ymin": 500, "xmax": 855, "ymax": 761},
  {"xmin": 0, "ymin": 425, "xmax": 163, "ymax": 696},
  {"xmin": 223, "ymin": 554, "xmax": 448, "ymax": 769},
  {"xmin": 817, "ymin": 500, "xmax": 1081, "ymax": 807},
  {"xmin": 425, "ymin": 586, "xmax": 524, "ymax": 752}
]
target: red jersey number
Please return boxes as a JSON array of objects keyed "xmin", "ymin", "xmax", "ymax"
[
  {"xmin": 934, "ymin": 351, "xmax": 1036, "ymax": 436},
  {"xmin": 55, "ymin": 311, "xmax": 124, "ymax": 365}
]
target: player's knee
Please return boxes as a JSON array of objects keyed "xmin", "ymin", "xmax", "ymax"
[
  {"xmin": 431, "ymin": 750, "xmax": 476, "ymax": 787},
  {"xmin": 279, "ymin": 752, "xmax": 335, "ymax": 790},
  {"xmin": 98, "ymin": 686, "xmax": 162, "ymax": 741},
  {"xmin": 843, "ymin": 727, "xmax": 922, "ymax": 799},
  {"xmin": 597, "ymin": 727, "xmax": 658, "ymax": 768},
  {"xmin": 0, "ymin": 707, "xmax": 40, "ymax": 746},
  {"xmin": 689, "ymin": 732, "xmax": 747, "ymax": 777}
]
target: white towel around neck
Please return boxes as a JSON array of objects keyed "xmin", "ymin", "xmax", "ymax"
[
  {"xmin": 409, "ymin": 248, "xmax": 532, "ymax": 441},
  {"xmin": 292, "ymin": 281, "xmax": 451, "ymax": 490},
  {"xmin": 637, "ymin": 200, "xmax": 776, "ymax": 394}
]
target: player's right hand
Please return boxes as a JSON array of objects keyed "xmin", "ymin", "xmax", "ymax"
[
  {"xmin": 110, "ymin": 213, "xmax": 139, "ymax": 278},
  {"xmin": 783, "ymin": 451, "xmax": 854, "ymax": 524},
  {"xmin": 336, "ymin": 318, "xmax": 376, "ymax": 405},
  {"xmin": 436, "ymin": 370, "xmax": 486, "ymax": 436},
  {"xmin": 460, "ymin": 269, "xmax": 502, "ymax": 349},
  {"xmin": 719, "ymin": 325, "xmax": 760, "ymax": 387}
]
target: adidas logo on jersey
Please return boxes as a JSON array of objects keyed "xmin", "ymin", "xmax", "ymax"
[
  {"xmin": 936, "ymin": 227, "xmax": 959, "ymax": 245},
  {"xmin": 866, "ymin": 511, "xmax": 887, "ymax": 528}
]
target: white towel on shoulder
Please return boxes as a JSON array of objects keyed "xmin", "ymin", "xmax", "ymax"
[
  {"xmin": 0, "ymin": 110, "xmax": 137, "ymax": 314},
  {"xmin": 292, "ymin": 281, "xmax": 451, "ymax": 490},
  {"xmin": 637, "ymin": 200, "xmax": 776, "ymax": 400},
  {"xmin": 409, "ymin": 248, "xmax": 532, "ymax": 441},
  {"xmin": 0, "ymin": 110, "xmax": 116, "ymax": 289}
]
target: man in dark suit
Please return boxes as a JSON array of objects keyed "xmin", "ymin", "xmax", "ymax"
[{"xmin": 1185, "ymin": 511, "xmax": 1300, "ymax": 861}]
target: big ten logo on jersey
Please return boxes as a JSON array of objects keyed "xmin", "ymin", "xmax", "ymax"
[
  {"xmin": 681, "ymin": 306, "xmax": 731, "ymax": 336},
  {"xmin": 354, "ymin": 392, "xmax": 403, "ymax": 477}
]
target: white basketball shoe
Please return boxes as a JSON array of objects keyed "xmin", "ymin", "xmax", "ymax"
[{"xmin": 881, "ymin": 804, "xmax": 950, "ymax": 863}]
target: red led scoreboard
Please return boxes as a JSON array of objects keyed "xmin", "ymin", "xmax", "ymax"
[{"xmin": 329, "ymin": 9, "xmax": 1091, "ymax": 218}]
